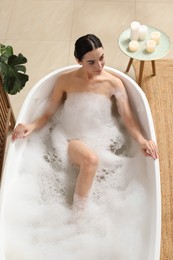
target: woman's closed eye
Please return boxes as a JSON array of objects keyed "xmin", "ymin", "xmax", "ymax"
[
  {"xmin": 100, "ymin": 54, "xmax": 104, "ymax": 61},
  {"xmin": 88, "ymin": 60, "xmax": 95, "ymax": 65}
]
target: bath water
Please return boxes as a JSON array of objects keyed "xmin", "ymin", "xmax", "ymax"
[{"xmin": 2, "ymin": 93, "xmax": 150, "ymax": 260}]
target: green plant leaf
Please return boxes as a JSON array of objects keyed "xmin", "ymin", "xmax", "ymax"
[
  {"xmin": 0, "ymin": 44, "xmax": 29, "ymax": 94},
  {"xmin": 8, "ymin": 53, "xmax": 27, "ymax": 66},
  {"xmin": 0, "ymin": 45, "xmax": 13, "ymax": 62},
  {"xmin": 5, "ymin": 45, "xmax": 13, "ymax": 57},
  {"xmin": 0, "ymin": 44, "xmax": 6, "ymax": 55},
  {"xmin": 15, "ymin": 65, "xmax": 26, "ymax": 73},
  {"xmin": 7, "ymin": 73, "xmax": 29, "ymax": 95}
]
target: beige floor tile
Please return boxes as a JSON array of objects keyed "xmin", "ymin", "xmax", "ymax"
[
  {"xmin": 0, "ymin": 0, "xmax": 16, "ymax": 39},
  {"xmin": 102, "ymin": 41, "xmax": 130, "ymax": 70},
  {"xmin": 6, "ymin": 0, "xmax": 74, "ymax": 41},
  {"xmin": 76, "ymin": 0, "xmax": 135, "ymax": 1},
  {"xmin": 136, "ymin": 0, "xmax": 173, "ymax": 2},
  {"xmin": 71, "ymin": 1, "xmax": 135, "ymax": 42}
]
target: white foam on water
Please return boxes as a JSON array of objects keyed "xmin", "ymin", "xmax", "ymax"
[{"xmin": 2, "ymin": 93, "xmax": 150, "ymax": 260}]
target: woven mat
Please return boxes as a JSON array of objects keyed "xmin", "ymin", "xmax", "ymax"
[{"xmin": 133, "ymin": 59, "xmax": 173, "ymax": 260}]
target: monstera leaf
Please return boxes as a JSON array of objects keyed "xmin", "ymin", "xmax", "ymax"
[{"xmin": 0, "ymin": 44, "xmax": 29, "ymax": 95}]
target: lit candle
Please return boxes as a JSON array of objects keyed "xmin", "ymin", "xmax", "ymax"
[
  {"xmin": 130, "ymin": 21, "xmax": 140, "ymax": 40},
  {"xmin": 128, "ymin": 40, "xmax": 139, "ymax": 52},
  {"xmin": 151, "ymin": 31, "xmax": 161, "ymax": 45},
  {"xmin": 146, "ymin": 40, "xmax": 156, "ymax": 53},
  {"xmin": 139, "ymin": 25, "xmax": 148, "ymax": 40}
]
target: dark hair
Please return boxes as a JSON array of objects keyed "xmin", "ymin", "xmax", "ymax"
[{"xmin": 74, "ymin": 34, "xmax": 103, "ymax": 61}]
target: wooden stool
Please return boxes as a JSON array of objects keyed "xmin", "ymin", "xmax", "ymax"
[{"xmin": 125, "ymin": 58, "xmax": 156, "ymax": 86}]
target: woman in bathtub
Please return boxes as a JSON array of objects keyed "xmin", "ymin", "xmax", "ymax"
[{"xmin": 12, "ymin": 34, "xmax": 158, "ymax": 212}]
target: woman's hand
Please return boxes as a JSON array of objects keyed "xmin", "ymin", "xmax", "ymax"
[
  {"xmin": 140, "ymin": 139, "xmax": 158, "ymax": 160},
  {"xmin": 12, "ymin": 123, "xmax": 35, "ymax": 141}
]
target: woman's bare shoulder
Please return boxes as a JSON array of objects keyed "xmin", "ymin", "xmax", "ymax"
[
  {"xmin": 57, "ymin": 69, "xmax": 79, "ymax": 81},
  {"xmin": 104, "ymin": 70, "xmax": 124, "ymax": 90},
  {"xmin": 54, "ymin": 69, "xmax": 79, "ymax": 89}
]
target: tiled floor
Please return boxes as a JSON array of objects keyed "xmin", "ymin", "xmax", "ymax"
[{"xmin": 0, "ymin": 0, "xmax": 173, "ymax": 118}]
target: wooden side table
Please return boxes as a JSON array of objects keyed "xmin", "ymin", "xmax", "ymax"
[{"xmin": 118, "ymin": 26, "xmax": 171, "ymax": 86}]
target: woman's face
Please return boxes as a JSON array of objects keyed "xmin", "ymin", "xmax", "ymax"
[{"xmin": 79, "ymin": 47, "xmax": 105, "ymax": 77}]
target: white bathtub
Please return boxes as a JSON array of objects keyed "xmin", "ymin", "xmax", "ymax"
[{"xmin": 0, "ymin": 65, "xmax": 161, "ymax": 260}]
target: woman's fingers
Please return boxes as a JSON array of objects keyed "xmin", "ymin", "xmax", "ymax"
[
  {"xmin": 12, "ymin": 124, "xmax": 30, "ymax": 141},
  {"xmin": 143, "ymin": 140, "xmax": 158, "ymax": 160}
]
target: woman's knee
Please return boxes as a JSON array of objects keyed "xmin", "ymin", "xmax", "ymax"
[
  {"xmin": 68, "ymin": 140, "xmax": 99, "ymax": 169},
  {"xmin": 83, "ymin": 152, "xmax": 99, "ymax": 170}
]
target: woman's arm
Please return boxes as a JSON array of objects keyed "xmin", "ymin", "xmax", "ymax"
[
  {"xmin": 113, "ymin": 78, "xmax": 158, "ymax": 160},
  {"xmin": 12, "ymin": 78, "xmax": 64, "ymax": 141}
]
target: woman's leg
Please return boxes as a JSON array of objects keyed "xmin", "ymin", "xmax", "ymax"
[{"xmin": 68, "ymin": 139, "xmax": 99, "ymax": 198}]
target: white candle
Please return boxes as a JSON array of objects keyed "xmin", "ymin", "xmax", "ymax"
[
  {"xmin": 128, "ymin": 40, "xmax": 139, "ymax": 52},
  {"xmin": 130, "ymin": 21, "xmax": 140, "ymax": 40},
  {"xmin": 146, "ymin": 40, "xmax": 156, "ymax": 53},
  {"xmin": 139, "ymin": 25, "xmax": 148, "ymax": 40},
  {"xmin": 151, "ymin": 31, "xmax": 161, "ymax": 45}
]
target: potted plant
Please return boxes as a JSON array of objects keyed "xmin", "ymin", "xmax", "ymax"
[
  {"xmin": 0, "ymin": 43, "xmax": 29, "ymax": 94},
  {"xmin": 0, "ymin": 44, "xmax": 29, "ymax": 178}
]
